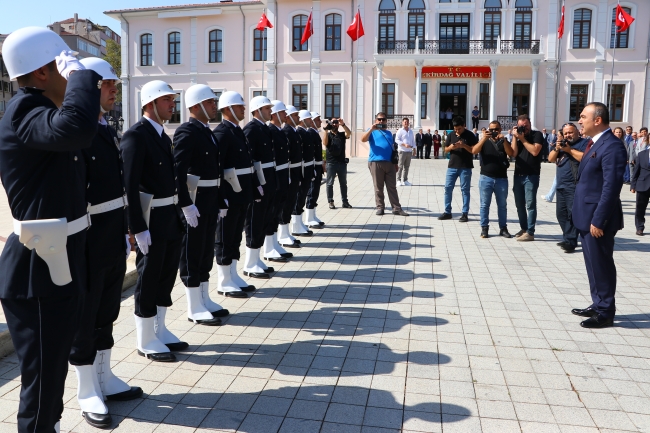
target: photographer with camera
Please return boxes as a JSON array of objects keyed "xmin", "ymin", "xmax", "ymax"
[
  {"xmin": 471, "ymin": 121, "xmax": 514, "ymax": 238},
  {"xmin": 322, "ymin": 117, "xmax": 352, "ymax": 209},
  {"xmin": 549, "ymin": 123, "xmax": 588, "ymax": 252},
  {"xmin": 506, "ymin": 114, "xmax": 545, "ymax": 241}
]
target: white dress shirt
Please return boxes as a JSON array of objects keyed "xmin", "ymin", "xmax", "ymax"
[
  {"xmin": 395, "ymin": 127, "xmax": 415, "ymax": 153},
  {"xmin": 144, "ymin": 115, "xmax": 164, "ymax": 136}
]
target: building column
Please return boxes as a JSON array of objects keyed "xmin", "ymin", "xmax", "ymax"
[
  {"xmin": 376, "ymin": 61, "xmax": 384, "ymax": 116},
  {"xmin": 414, "ymin": 61, "xmax": 423, "ymax": 129},
  {"xmin": 530, "ymin": 60, "xmax": 540, "ymax": 129},
  {"xmin": 489, "ymin": 59, "xmax": 499, "ymax": 122}
]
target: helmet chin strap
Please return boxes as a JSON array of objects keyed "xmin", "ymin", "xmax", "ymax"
[
  {"xmin": 257, "ymin": 108, "xmax": 268, "ymax": 123},
  {"xmin": 290, "ymin": 115, "xmax": 298, "ymax": 128},
  {"xmin": 100, "ymin": 105, "xmax": 107, "ymax": 114},
  {"xmin": 229, "ymin": 106, "xmax": 242, "ymax": 123},
  {"xmin": 199, "ymin": 102, "xmax": 211, "ymax": 124},
  {"xmin": 153, "ymin": 102, "xmax": 164, "ymax": 125}
]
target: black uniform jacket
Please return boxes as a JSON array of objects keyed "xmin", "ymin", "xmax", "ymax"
[
  {"xmin": 213, "ymin": 120, "xmax": 260, "ymax": 206},
  {"xmin": 84, "ymin": 122, "xmax": 128, "ymax": 272},
  {"xmin": 121, "ymin": 117, "xmax": 183, "ymax": 239},
  {"xmin": 283, "ymin": 124, "xmax": 304, "ymax": 183},
  {"xmin": 173, "ymin": 118, "xmax": 225, "ymax": 214},
  {"xmin": 309, "ymin": 128, "xmax": 323, "ymax": 163},
  {"xmin": 297, "ymin": 126, "xmax": 314, "ymax": 164},
  {"xmin": 0, "ymin": 70, "xmax": 101, "ymax": 298},
  {"xmin": 243, "ymin": 118, "xmax": 277, "ymax": 193}
]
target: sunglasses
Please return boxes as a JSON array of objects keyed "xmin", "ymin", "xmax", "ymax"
[
  {"xmin": 488, "ymin": 128, "xmax": 500, "ymax": 132},
  {"xmin": 376, "ymin": 118, "xmax": 387, "ymax": 122}
]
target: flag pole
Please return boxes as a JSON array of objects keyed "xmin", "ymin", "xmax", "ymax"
[
  {"xmin": 309, "ymin": 8, "xmax": 313, "ymax": 111},
  {"xmin": 353, "ymin": 7, "xmax": 359, "ymax": 157},
  {"xmin": 553, "ymin": 1, "xmax": 563, "ymax": 131},
  {"xmin": 609, "ymin": 0, "xmax": 620, "ymax": 120},
  {"xmin": 262, "ymin": 9, "xmax": 266, "ymax": 96}
]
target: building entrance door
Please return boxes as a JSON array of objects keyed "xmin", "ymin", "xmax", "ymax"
[{"xmin": 439, "ymin": 83, "xmax": 467, "ymax": 131}]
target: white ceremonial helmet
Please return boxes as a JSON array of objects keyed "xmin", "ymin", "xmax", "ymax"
[
  {"xmin": 284, "ymin": 105, "xmax": 299, "ymax": 116},
  {"xmin": 311, "ymin": 112, "xmax": 321, "ymax": 120},
  {"xmin": 218, "ymin": 91, "xmax": 245, "ymax": 110},
  {"xmin": 79, "ymin": 57, "xmax": 121, "ymax": 83},
  {"xmin": 249, "ymin": 96, "xmax": 273, "ymax": 113},
  {"xmin": 141, "ymin": 80, "xmax": 176, "ymax": 107},
  {"xmin": 3, "ymin": 26, "xmax": 70, "ymax": 80},
  {"xmin": 298, "ymin": 110, "xmax": 312, "ymax": 121},
  {"xmin": 184, "ymin": 84, "xmax": 215, "ymax": 108},
  {"xmin": 271, "ymin": 100, "xmax": 287, "ymax": 115}
]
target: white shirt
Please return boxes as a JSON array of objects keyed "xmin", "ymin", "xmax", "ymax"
[
  {"xmin": 144, "ymin": 115, "xmax": 164, "ymax": 136},
  {"xmin": 225, "ymin": 119, "xmax": 240, "ymax": 129},
  {"xmin": 590, "ymin": 128, "xmax": 611, "ymax": 147},
  {"xmin": 395, "ymin": 127, "xmax": 415, "ymax": 153}
]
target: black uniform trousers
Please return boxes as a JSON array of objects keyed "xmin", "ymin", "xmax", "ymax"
[
  {"xmin": 245, "ymin": 187, "xmax": 276, "ymax": 249},
  {"xmin": 579, "ymin": 229, "xmax": 617, "ymax": 319},
  {"xmin": 180, "ymin": 212, "xmax": 219, "ymax": 288},
  {"xmin": 69, "ymin": 258, "xmax": 126, "ymax": 366},
  {"xmin": 134, "ymin": 237, "xmax": 182, "ymax": 318},
  {"xmin": 2, "ymin": 295, "xmax": 79, "ymax": 433},
  {"xmin": 634, "ymin": 188, "xmax": 650, "ymax": 230},
  {"xmin": 416, "ymin": 146, "xmax": 424, "ymax": 159},
  {"xmin": 215, "ymin": 202, "xmax": 248, "ymax": 265},
  {"xmin": 306, "ymin": 165, "xmax": 323, "ymax": 209},
  {"xmin": 267, "ymin": 170, "xmax": 290, "ymax": 235},
  {"xmin": 281, "ymin": 174, "xmax": 302, "ymax": 225},
  {"xmin": 293, "ymin": 172, "xmax": 312, "ymax": 215},
  {"xmin": 556, "ymin": 187, "xmax": 579, "ymax": 248},
  {"xmin": 424, "ymin": 145, "xmax": 432, "ymax": 159}
]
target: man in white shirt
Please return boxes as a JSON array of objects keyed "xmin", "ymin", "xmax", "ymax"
[{"xmin": 396, "ymin": 118, "xmax": 415, "ymax": 186}]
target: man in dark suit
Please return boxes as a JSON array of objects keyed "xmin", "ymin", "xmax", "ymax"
[
  {"xmin": 424, "ymin": 129, "xmax": 433, "ymax": 159},
  {"xmin": 572, "ymin": 102, "xmax": 627, "ymax": 328},
  {"xmin": 0, "ymin": 27, "xmax": 101, "ymax": 433},
  {"xmin": 432, "ymin": 130, "xmax": 442, "ymax": 159},
  {"xmin": 122, "ymin": 80, "xmax": 187, "ymax": 362},
  {"xmin": 279, "ymin": 106, "xmax": 304, "ymax": 248},
  {"xmin": 292, "ymin": 110, "xmax": 316, "ymax": 236},
  {"xmin": 415, "ymin": 129, "xmax": 424, "ymax": 159},
  {"xmin": 631, "ymin": 145, "xmax": 650, "ymax": 236}
]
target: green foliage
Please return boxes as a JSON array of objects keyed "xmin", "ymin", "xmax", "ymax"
[{"xmin": 104, "ymin": 39, "xmax": 122, "ymax": 104}]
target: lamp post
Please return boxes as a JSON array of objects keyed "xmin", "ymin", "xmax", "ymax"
[{"xmin": 118, "ymin": 117, "xmax": 124, "ymax": 131}]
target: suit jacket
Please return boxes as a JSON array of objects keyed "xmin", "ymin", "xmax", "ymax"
[
  {"xmin": 121, "ymin": 117, "xmax": 183, "ymax": 239},
  {"xmin": 282, "ymin": 124, "xmax": 304, "ymax": 183},
  {"xmin": 416, "ymin": 133, "xmax": 423, "ymax": 146},
  {"xmin": 0, "ymin": 70, "xmax": 101, "ymax": 298},
  {"xmin": 432, "ymin": 134, "xmax": 441, "ymax": 146},
  {"xmin": 173, "ymin": 117, "xmax": 224, "ymax": 214},
  {"xmin": 631, "ymin": 149, "xmax": 650, "ymax": 192},
  {"xmin": 572, "ymin": 129, "xmax": 627, "ymax": 233},
  {"xmin": 243, "ymin": 118, "xmax": 277, "ymax": 194},
  {"xmin": 547, "ymin": 134, "xmax": 557, "ymax": 146},
  {"xmin": 309, "ymin": 128, "xmax": 323, "ymax": 162},
  {"xmin": 424, "ymin": 133, "xmax": 433, "ymax": 146}
]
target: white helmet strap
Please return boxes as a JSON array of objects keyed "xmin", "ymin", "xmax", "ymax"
[
  {"xmin": 199, "ymin": 101, "xmax": 211, "ymax": 123},
  {"xmin": 229, "ymin": 106, "xmax": 242, "ymax": 123},
  {"xmin": 100, "ymin": 105, "xmax": 107, "ymax": 114},
  {"xmin": 257, "ymin": 108, "xmax": 269, "ymax": 123},
  {"xmin": 290, "ymin": 114, "xmax": 298, "ymax": 128},
  {"xmin": 153, "ymin": 101, "xmax": 164, "ymax": 125}
]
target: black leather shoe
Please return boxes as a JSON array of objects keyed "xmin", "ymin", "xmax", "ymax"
[
  {"xmin": 243, "ymin": 271, "xmax": 270, "ymax": 279},
  {"xmin": 137, "ymin": 350, "xmax": 176, "ymax": 362},
  {"xmin": 580, "ymin": 314, "xmax": 614, "ymax": 328},
  {"xmin": 499, "ymin": 228, "xmax": 512, "ymax": 238},
  {"xmin": 281, "ymin": 241, "xmax": 301, "ymax": 248},
  {"xmin": 293, "ymin": 230, "xmax": 313, "ymax": 237},
  {"xmin": 217, "ymin": 290, "xmax": 248, "ymax": 298},
  {"xmin": 82, "ymin": 411, "xmax": 112, "ymax": 428},
  {"xmin": 105, "ymin": 386, "xmax": 143, "ymax": 401},
  {"xmin": 636, "ymin": 229, "xmax": 644, "ymax": 236},
  {"xmin": 480, "ymin": 227, "xmax": 488, "ymax": 238},
  {"xmin": 557, "ymin": 241, "xmax": 568, "ymax": 247},
  {"xmin": 266, "ymin": 256, "xmax": 288, "ymax": 262},
  {"xmin": 165, "ymin": 342, "xmax": 189, "ymax": 351},
  {"xmin": 438, "ymin": 213, "xmax": 452, "ymax": 220},
  {"xmin": 188, "ymin": 317, "xmax": 222, "ymax": 326},
  {"xmin": 342, "ymin": 202, "xmax": 352, "ymax": 209},
  {"xmin": 376, "ymin": 209, "xmax": 384, "ymax": 215},
  {"xmin": 329, "ymin": 202, "xmax": 336, "ymax": 209},
  {"xmin": 459, "ymin": 213, "xmax": 468, "ymax": 222},
  {"xmin": 211, "ymin": 309, "xmax": 230, "ymax": 317},
  {"xmin": 263, "ymin": 266, "xmax": 275, "ymax": 273},
  {"xmin": 571, "ymin": 306, "xmax": 597, "ymax": 317},
  {"xmin": 562, "ymin": 244, "xmax": 576, "ymax": 253},
  {"xmin": 280, "ymin": 252, "xmax": 293, "ymax": 258},
  {"xmin": 240, "ymin": 285, "xmax": 256, "ymax": 292}
]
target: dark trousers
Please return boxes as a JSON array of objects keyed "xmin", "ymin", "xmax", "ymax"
[
  {"xmin": 635, "ymin": 189, "xmax": 650, "ymax": 230},
  {"xmin": 579, "ymin": 229, "xmax": 617, "ymax": 319},
  {"xmin": 424, "ymin": 145, "xmax": 432, "ymax": 159},
  {"xmin": 472, "ymin": 117, "xmax": 479, "ymax": 129},
  {"xmin": 245, "ymin": 188, "xmax": 275, "ymax": 249},
  {"xmin": 306, "ymin": 165, "xmax": 323, "ymax": 209},
  {"xmin": 416, "ymin": 146, "xmax": 423, "ymax": 159},
  {"xmin": 624, "ymin": 164, "xmax": 630, "ymax": 182},
  {"xmin": 326, "ymin": 162, "xmax": 348, "ymax": 203},
  {"xmin": 281, "ymin": 175, "xmax": 302, "ymax": 224},
  {"xmin": 215, "ymin": 201, "xmax": 248, "ymax": 265},
  {"xmin": 267, "ymin": 170, "xmax": 290, "ymax": 235},
  {"xmin": 512, "ymin": 174, "xmax": 540, "ymax": 235},
  {"xmin": 180, "ymin": 212, "xmax": 218, "ymax": 287},
  {"xmin": 433, "ymin": 145, "xmax": 440, "ymax": 158},
  {"xmin": 134, "ymin": 237, "xmax": 182, "ymax": 318},
  {"xmin": 2, "ymin": 296, "xmax": 79, "ymax": 433},
  {"xmin": 69, "ymin": 258, "xmax": 126, "ymax": 365},
  {"xmin": 556, "ymin": 187, "xmax": 579, "ymax": 247},
  {"xmin": 292, "ymin": 173, "xmax": 311, "ymax": 215}
]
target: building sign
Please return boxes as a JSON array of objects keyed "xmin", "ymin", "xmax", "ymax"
[{"xmin": 419, "ymin": 66, "xmax": 492, "ymax": 79}]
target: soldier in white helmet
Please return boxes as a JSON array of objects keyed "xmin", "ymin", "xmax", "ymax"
[
  {"xmin": 173, "ymin": 84, "xmax": 227, "ymax": 325},
  {"xmin": 279, "ymin": 105, "xmax": 305, "ymax": 248},
  {"xmin": 305, "ymin": 112, "xmax": 326, "ymax": 227},
  {"xmin": 292, "ymin": 110, "xmax": 316, "ymax": 236},
  {"xmin": 121, "ymin": 80, "xmax": 187, "ymax": 363},
  {"xmin": 0, "ymin": 27, "xmax": 101, "ymax": 433}
]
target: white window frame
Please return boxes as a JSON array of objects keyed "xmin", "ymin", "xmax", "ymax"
[
  {"xmin": 136, "ymin": 31, "xmax": 155, "ymax": 67},
  {"xmin": 322, "ymin": 9, "xmax": 347, "ymax": 52},
  {"xmin": 435, "ymin": 79, "xmax": 474, "ymax": 129},
  {"xmin": 205, "ymin": 26, "xmax": 225, "ymax": 64},
  {"xmin": 168, "ymin": 89, "xmax": 185, "ymax": 124},
  {"xmin": 288, "ymin": 10, "xmax": 312, "ymax": 53},
  {"xmin": 568, "ymin": 4, "xmax": 596, "ymax": 51},
  {"xmin": 321, "ymin": 79, "xmax": 346, "ymax": 120},
  {"xmin": 374, "ymin": 79, "xmax": 400, "ymax": 117},
  {"xmin": 420, "ymin": 80, "xmax": 431, "ymax": 121},
  {"xmin": 209, "ymin": 88, "xmax": 225, "ymax": 124},
  {"xmin": 565, "ymin": 81, "xmax": 593, "ymax": 122},
  {"xmin": 250, "ymin": 25, "xmax": 270, "ymax": 62},
  {"xmin": 603, "ymin": 80, "xmax": 631, "ymax": 123},
  {"xmin": 287, "ymin": 81, "xmax": 311, "ymax": 111},
  {"xmin": 165, "ymin": 28, "xmax": 183, "ymax": 66}
]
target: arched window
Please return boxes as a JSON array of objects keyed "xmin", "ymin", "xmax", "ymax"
[
  {"xmin": 408, "ymin": 0, "xmax": 425, "ymax": 9},
  {"xmin": 611, "ymin": 6, "xmax": 631, "ymax": 48},
  {"xmin": 253, "ymin": 29, "xmax": 267, "ymax": 61},
  {"xmin": 140, "ymin": 33, "xmax": 152, "ymax": 66},
  {"xmin": 514, "ymin": 0, "xmax": 533, "ymax": 7},
  {"xmin": 209, "ymin": 29, "xmax": 222, "ymax": 63},
  {"xmin": 572, "ymin": 9, "xmax": 591, "ymax": 49},
  {"xmin": 168, "ymin": 32, "xmax": 180, "ymax": 64},
  {"xmin": 485, "ymin": 0, "xmax": 501, "ymax": 7},
  {"xmin": 325, "ymin": 13, "xmax": 342, "ymax": 51},
  {"xmin": 484, "ymin": 0, "xmax": 501, "ymax": 48},
  {"xmin": 292, "ymin": 14, "xmax": 308, "ymax": 51},
  {"xmin": 514, "ymin": 0, "xmax": 532, "ymax": 49},
  {"xmin": 379, "ymin": 0, "xmax": 396, "ymax": 10},
  {"xmin": 378, "ymin": 0, "xmax": 396, "ymax": 50},
  {"xmin": 408, "ymin": 0, "xmax": 425, "ymax": 47}
]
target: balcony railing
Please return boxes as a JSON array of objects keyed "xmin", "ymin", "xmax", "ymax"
[{"xmin": 377, "ymin": 39, "xmax": 540, "ymax": 55}]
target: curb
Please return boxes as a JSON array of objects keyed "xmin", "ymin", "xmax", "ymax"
[{"xmin": 0, "ymin": 269, "xmax": 138, "ymax": 359}]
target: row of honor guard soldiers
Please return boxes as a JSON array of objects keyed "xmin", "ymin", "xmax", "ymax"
[{"xmin": 0, "ymin": 26, "xmax": 329, "ymax": 433}]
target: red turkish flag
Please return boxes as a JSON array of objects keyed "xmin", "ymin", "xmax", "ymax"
[
  {"xmin": 557, "ymin": 5, "xmax": 565, "ymax": 39},
  {"xmin": 256, "ymin": 13, "xmax": 273, "ymax": 31},
  {"xmin": 615, "ymin": 4, "xmax": 635, "ymax": 33},
  {"xmin": 347, "ymin": 10, "xmax": 365, "ymax": 41},
  {"xmin": 300, "ymin": 12, "xmax": 313, "ymax": 46}
]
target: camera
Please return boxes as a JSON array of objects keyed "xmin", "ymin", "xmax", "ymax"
[
  {"xmin": 376, "ymin": 123, "xmax": 388, "ymax": 130},
  {"xmin": 323, "ymin": 119, "xmax": 334, "ymax": 131},
  {"xmin": 516, "ymin": 126, "xmax": 526, "ymax": 135},
  {"xmin": 491, "ymin": 131, "xmax": 499, "ymax": 139}
]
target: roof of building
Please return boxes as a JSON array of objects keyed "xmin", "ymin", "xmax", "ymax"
[{"xmin": 105, "ymin": 1, "xmax": 262, "ymax": 14}]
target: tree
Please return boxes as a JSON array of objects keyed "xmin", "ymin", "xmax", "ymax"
[{"xmin": 104, "ymin": 39, "xmax": 122, "ymax": 104}]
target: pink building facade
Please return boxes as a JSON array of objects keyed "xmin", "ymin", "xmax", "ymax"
[{"xmin": 106, "ymin": 0, "xmax": 650, "ymax": 157}]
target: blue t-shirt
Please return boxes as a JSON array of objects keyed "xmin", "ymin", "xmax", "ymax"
[
  {"xmin": 556, "ymin": 137, "xmax": 588, "ymax": 188},
  {"xmin": 472, "ymin": 110, "xmax": 480, "ymax": 118},
  {"xmin": 368, "ymin": 129, "xmax": 394, "ymax": 162}
]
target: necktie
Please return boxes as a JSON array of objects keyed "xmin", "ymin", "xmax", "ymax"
[{"xmin": 585, "ymin": 139, "xmax": 594, "ymax": 153}]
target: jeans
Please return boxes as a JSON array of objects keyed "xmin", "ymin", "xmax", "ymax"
[
  {"xmin": 543, "ymin": 176, "xmax": 557, "ymax": 202},
  {"xmin": 478, "ymin": 175, "xmax": 508, "ymax": 228},
  {"xmin": 512, "ymin": 174, "xmax": 540, "ymax": 235},
  {"xmin": 326, "ymin": 162, "xmax": 348, "ymax": 203},
  {"xmin": 444, "ymin": 168, "xmax": 472, "ymax": 214}
]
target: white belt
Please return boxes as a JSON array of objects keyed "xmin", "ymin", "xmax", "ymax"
[
  {"xmin": 304, "ymin": 160, "xmax": 314, "ymax": 167},
  {"xmin": 289, "ymin": 162, "xmax": 302, "ymax": 168},
  {"xmin": 259, "ymin": 162, "xmax": 275, "ymax": 169},
  {"xmin": 150, "ymin": 195, "xmax": 179, "ymax": 208},
  {"xmin": 275, "ymin": 162, "xmax": 289, "ymax": 171},
  {"xmin": 234, "ymin": 167, "xmax": 254, "ymax": 176},
  {"xmin": 88, "ymin": 195, "xmax": 128, "ymax": 216},
  {"xmin": 13, "ymin": 213, "xmax": 90, "ymax": 237},
  {"xmin": 197, "ymin": 179, "xmax": 220, "ymax": 187}
]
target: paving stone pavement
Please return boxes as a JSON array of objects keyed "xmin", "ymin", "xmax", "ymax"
[{"xmin": 0, "ymin": 157, "xmax": 649, "ymax": 433}]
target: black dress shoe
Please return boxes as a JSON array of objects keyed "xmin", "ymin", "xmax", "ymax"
[
  {"xmin": 342, "ymin": 202, "xmax": 352, "ymax": 209},
  {"xmin": 438, "ymin": 213, "xmax": 452, "ymax": 220},
  {"xmin": 636, "ymin": 229, "xmax": 644, "ymax": 236},
  {"xmin": 293, "ymin": 230, "xmax": 313, "ymax": 237},
  {"xmin": 217, "ymin": 290, "xmax": 248, "ymax": 298},
  {"xmin": 562, "ymin": 245, "xmax": 576, "ymax": 253},
  {"xmin": 211, "ymin": 309, "xmax": 230, "ymax": 317},
  {"xmin": 281, "ymin": 241, "xmax": 301, "ymax": 248},
  {"xmin": 280, "ymin": 252, "xmax": 293, "ymax": 258},
  {"xmin": 557, "ymin": 241, "xmax": 568, "ymax": 247},
  {"xmin": 459, "ymin": 213, "xmax": 469, "ymax": 222},
  {"xmin": 329, "ymin": 202, "xmax": 336, "ymax": 209},
  {"xmin": 243, "ymin": 270, "xmax": 270, "ymax": 279},
  {"xmin": 571, "ymin": 306, "xmax": 597, "ymax": 317},
  {"xmin": 480, "ymin": 227, "xmax": 489, "ymax": 238},
  {"xmin": 240, "ymin": 285, "xmax": 256, "ymax": 292},
  {"xmin": 165, "ymin": 342, "xmax": 189, "ymax": 351},
  {"xmin": 266, "ymin": 256, "xmax": 288, "ymax": 262},
  {"xmin": 137, "ymin": 351, "xmax": 176, "ymax": 362},
  {"xmin": 105, "ymin": 386, "xmax": 143, "ymax": 401},
  {"xmin": 263, "ymin": 266, "xmax": 275, "ymax": 273},
  {"xmin": 580, "ymin": 314, "xmax": 614, "ymax": 328},
  {"xmin": 376, "ymin": 209, "xmax": 384, "ymax": 215},
  {"xmin": 499, "ymin": 228, "xmax": 512, "ymax": 238},
  {"xmin": 82, "ymin": 411, "xmax": 112, "ymax": 428},
  {"xmin": 188, "ymin": 317, "xmax": 222, "ymax": 326}
]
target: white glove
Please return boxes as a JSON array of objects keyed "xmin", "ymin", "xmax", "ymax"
[
  {"xmin": 224, "ymin": 199, "xmax": 229, "ymax": 207},
  {"xmin": 289, "ymin": 176, "xmax": 292, "ymax": 185},
  {"xmin": 55, "ymin": 50, "xmax": 85, "ymax": 80},
  {"xmin": 257, "ymin": 186, "xmax": 264, "ymax": 197},
  {"xmin": 219, "ymin": 209, "xmax": 228, "ymax": 219},
  {"xmin": 313, "ymin": 170, "xmax": 316, "ymax": 181},
  {"xmin": 125, "ymin": 234, "xmax": 131, "ymax": 259},
  {"xmin": 135, "ymin": 230, "xmax": 152, "ymax": 255},
  {"xmin": 182, "ymin": 204, "xmax": 201, "ymax": 228}
]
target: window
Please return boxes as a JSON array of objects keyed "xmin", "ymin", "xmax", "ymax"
[
  {"xmin": 484, "ymin": 12, "xmax": 501, "ymax": 49},
  {"xmin": 292, "ymin": 84, "xmax": 308, "ymax": 110},
  {"xmin": 325, "ymin": 14, "xmax": 342, "ymax": 51},
  {"xmin": 101, "ymin": 39, "xmax": 107, "ymax": 47},
  {"xmin": 607, "ymin": 84, "xmax": 625, "ymax": 122},
  {"xmin": 379, "ymin": 14, "xmax": 396, "ymax": 43},
  {"xmin": 479, "ymin": 83, "xmax": 490, "ymax": 120},
  {"xmin": 514, "ymin": 0, "xmax": 532, "ymax": 6},
  {"xmin": 569, "ymin": 85, "xmax": 588, "ymax": 121},
  {"xmin": 168, "ymin": 32, "xmax": 181, "ymax": 65},
  {"xmin": 485, "ymin": 0, "xmax": 502, "ymax": 6},
  {"xmin": 408, "ymin": 0, "xmax": 425, "ymax": 8},
  {"xmin": 169, "ymin": 93, "xmax": 181, "ymax": 124},
  {"xmin": 210, "ymin": 90, "xmax": 222, "ymax": 123},
  {"xmin": 254, "ymin": 29, "xmax": 267, "ymax": 61},
  {"xmin": 512, "ymin": 83, "xmax": 530, "ymax": 117},
  {"xmin": 293, "ymin": 15, "xmax": 308, "ymax": 51},
  {"xmin": 382, "ymin": 83, "xmax": 395, "ymax": 116},
  {"xmin": 378, "ymin": 0, "xmax": 396, "ymax": 10},
  {"xmin": 209, "ymin": 29, "xmax": 223, "ymax": 63},
  {"xmin": 610, "ymin": 7, "xmax": 631, "ymax": 49},
  {"xmin": 514, "ymin": 11, "xmax": 532, "ymax": 49},
  {"xmin": 408, "ymin": 13, "xmax": 425, "ymax": 45},
  {"xmin": 253, "ymin": 90, "xmax": 267, "ymax": 97},
  {"xmin": 573, "ymin": 8, "xmax": 592, "ymax": 49},
  {"xmin": 420, "ymin": 83, "xmax": 428, "ymax": 119},
  {"xmin": 325, "ymin": 84, "xmax": 341, "ymax": 119},
  {"xmin": 77, "ymin": 39, "xmax": 100, "ymax": 56},
  {"xmin": 140, "ymin": 33, "xmax": 152, "ymax": 66},
  {"xmin": 439, "ymin": 14, "xmax": 470, "ymax": 54}
]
